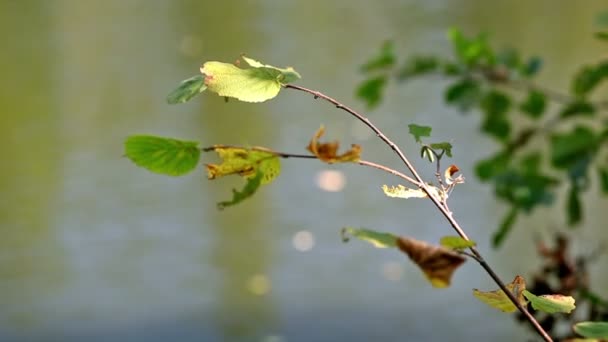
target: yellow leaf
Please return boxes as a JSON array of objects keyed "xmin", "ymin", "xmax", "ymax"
[
  {"xmin": 472, "ymin": 275, "xmax": 528, "ymax": 313},
  {"xmin": 396, "ymin": 237, "xmax": 466, "ymax": 288},
  {"xmin": 205, "ymin": 146, "xmax": 280, "ymax": 185},
  {"xmin": 307, "ymin": 126, "xmax": 361, "ymax": 163},
  {"xmin": 382, "ymin": 184, "xmax": 442, "ymax": 199}
]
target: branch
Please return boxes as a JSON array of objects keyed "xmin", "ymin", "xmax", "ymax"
[
  {"xmin": 201, "ymin": 145, "xmax": 420, "ymax": 187},
  {"xmin": 285, "ymin": 84, "xmax": 553, "ymax": 342}
]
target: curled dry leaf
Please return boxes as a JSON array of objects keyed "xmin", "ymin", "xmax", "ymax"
[
  {"xmin": 472, "ymin": 275, "xmax": 528, "ymax": 313},
  {"xmin": 396, "ymin": 236, "xmax": 466, "ymax": 288},
  {"xmin": 307, "ymin": 126, "xmax": 361, "ymax": 163},
  {"xmin": 382, "ymin": 184, "xmax": 442, "ymax": 199},
  {"xmin": 444, "ymin": 164, "xmax": 465, "ymax": 185}
]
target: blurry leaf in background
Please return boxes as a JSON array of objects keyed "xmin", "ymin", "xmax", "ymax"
[
  {"xmin": 598, "ymin": 167, "xmax": 608, "ymax": 194},
  {"xmin": 341, "ymin": 227, "xmax": 398, "ymax": 248},
  {"xmin": 567, "ymin": 184, "xmax": 583, "ymax": 225},
  {"xmin": 167, "ymin": 75, "xmax": 207, "ymax": 104},
  {"xmin": 573, "ymin": 321, "xmax": 608, "ymax": 339},
  {"xmin": 480, "ymin": 90, "xmax": 511, "ymax": 141},
  {"xmin": 444, "ymin": 78, "xmax": 482, "ymax": 111},
  {"xmin": 440, "ymin": 236, "xmax": 476, "ymax": 250},
  {"xmin": 200, "ymin": 55, "xmax": 300, "ymax": 103},
  {"xmin": 398, "ymin": 56, "xmax": 440, "ymax": 80},
  {"xmin": 217, "ymin": 171, "xmax": 263, "ymax": 209},
  {"xmin": 596, "ymin": 31, "xmax": 608, "ymax": 41},
  {"xmin": 356, "ymin": 76, "xmax": 387, "ymax": 109},
  {"xmin": 473, "ymin": 275, "xmax": 527, "ymax": 313},
  {"xmin": 520, "ymin": 56, "xmax": 543, "ymax": 77},
  {"xmin": 492, "ymin": 207, "xmax": 518, "ymax": 248},
  {"xmin": 306, "ymin": 126, "xmax": 361, "ymax": 163},
  {"xmin": 361, "ymin": 41, "xmax": 396, "ymax": 72},
  {"xmin": 475, "ymin": 151, "xmax": 510, "ymax": 181},
  {"xmin": 124, "ymin": 135, "xmax": 200, "ymax": 176},
  {"xmin": 522, "ymin": 290, "xmax": 576, "ymax": 314},
  {"xmin": 560, "ymin": 101, "xmax": 596, "ymax": 119},
  {"xmin": 447, "ymin": 28, "xmax": 495, "ymax": 66},
  {"xmin": 408, "ymin": 124, "xmax": 432, "ymax": 143},
  {"xmin": 519, "ymin": 90, "xmax": 546, "ymax": 119},
  {"xmin": 396, "ymin": 236, "xmax": 466, "ymax": 288},
  {"xmin": 572, "ymin": 62, "xmax": 608, "ymax": 97},
  {"xmin": 550, "ymin": 126, "xmax": 597, "ymax": 170}
]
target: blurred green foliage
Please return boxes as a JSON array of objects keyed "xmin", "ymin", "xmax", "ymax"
[{"xmin": 357, "ymin": 27, "xmax": 608, "ymax": 248}]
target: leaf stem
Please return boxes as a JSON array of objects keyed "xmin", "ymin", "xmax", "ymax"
[{"xmin": 285, "ymin": 83, "xmax": 553, "ymax": 342}]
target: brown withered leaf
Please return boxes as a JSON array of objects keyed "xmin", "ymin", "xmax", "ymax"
[
  {"xmin": 396, "ymin": 236, "xmax": 466, "ymax": 288},
  {"xmin": 307, "ymin": 126, "xmax": 361, "ymax": 163}
]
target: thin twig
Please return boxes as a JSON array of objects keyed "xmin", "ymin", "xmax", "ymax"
[
  {"xmin": 285, "ymin": 84, "xmax": 553, "ymax": 342},
  {"xmin": 201, "ymin": 145, "xmax": 420, "ymax": 187}
]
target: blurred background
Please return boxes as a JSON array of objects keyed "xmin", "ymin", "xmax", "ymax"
[{"xmin": 0, "ymin": 1, "xmax": 606, "ymax": 341}]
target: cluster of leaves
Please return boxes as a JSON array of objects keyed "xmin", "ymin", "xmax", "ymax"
[
  {"xmin": 357, "ymin": 28, "xmax": 608, "ymax": 248},
  {"xmin": 514, "ymin": 233, "xmax": 608, "ymax": 341}
]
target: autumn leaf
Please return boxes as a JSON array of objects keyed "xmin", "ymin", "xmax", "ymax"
[
  {"xmin": 204, "ymin": 146, "xmax": 281, "ymax": 207},
  {"xmin": 473, "ymin": 275, "xmax": 528, "ymax": 313},
  {"xmin": 382, "ymin": 184, "xmax": 442, "ymax": 199},
  {"xmin": 444, "ymin": 164, "xmax": 464, "ymax": 185},
  {"xmin": 307, "ymin": 126, "xmax": 361, "ymax": 163},
  {"xmin": 396, "ymin": 236, "xmax": 466, "ymax": 288}
]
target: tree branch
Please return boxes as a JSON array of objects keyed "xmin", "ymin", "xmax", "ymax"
[{"xmin": 285, "ymin": 84, "xmax": 553, "ymax": 342}]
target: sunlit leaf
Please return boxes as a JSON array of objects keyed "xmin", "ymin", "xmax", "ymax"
[
  {"xmin": 520, "ymin": 90, "xmax": 546, "ymax": 119},
  {"xmin": 396, "ymin": 236, "xmax": 466, "ymax": 288},
  {"xmin": 447, "ymin": 28, "xmax": 495, "ymax": 66},
  {"xmin": 440, "ymin": 236, "xmax": 476, "ymax": 250},
  {"xmin": 522, "ymin": 290, "xmax": 576, "ymax": 314},
  {"xmin": 200, "ymin": 55, "xmax": 300, "ymax": 103},
  {"xmin": 408, "ymin": 124, "xmax": 432, "ymax": 143},
  {"xmin": 361, "ymin": 41, "xmax": 395, "ymax": 72},
  {"xmin": 124, "ymin": 135, "xmax": 200, "ymax": 176},
  {"xmin": 167, "ymin": 75, "xmax": 207, "ymax": 104},
  {"xmin": 356, "ymin": 76, "xmax": 387, "ymax": 109},
  {"xmin": 341, "ymin": 227, "xmax": 398, "ymax": 248},
  {"xmin": 382, "ymin": 184, "xmax": 441, "ymax": 199},
  {"xmin": 492, "ymin": 207, "xmax": 518, "ymax": 248},
  {"xmin": 204, "ymin": 146, "xmax": 281, "ymax": 185},
  {"xmin": 217, "ymin": 172, "xmax": 263, "ymax": 209},
  {"xmin": 307, "ymin": 126, "xmax": 361, "ymax": 163},
  {"xmin": 429, "ymin": 142, "xmax": 453, "ymax": 157},
  {"xmin": 573, "ymin": 321, "xmax": 608, "ymax": 339},
  {"xmin": 473, "ymin": 275, "xmax": 527, "ymax": 313}
]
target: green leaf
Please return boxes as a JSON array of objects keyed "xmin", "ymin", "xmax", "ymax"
[
  {"xmin": 520, "ymin": 56, "xmax": 543, "ymax": 77},
  {"xmin": 567, "ymin": 184, "xmax": 582, "ymax": 225},
  {"xmin": 550, "ymin": 126, "xmax": 597, "ymax": 169},
  {"xmin": 408, "ymin": 124, "xmax": 432, "ymax": 143},
  {"xmin": 341, "ymin": 227, "xmax": 397, "ymax": 248},
  {"xmin": 361, "ymin": 41, "xmax": 395, "ymax": 72},
  {"xmin": 429, "ymin": 142, "xmax": 453, "ymax": 157},
  {"xmin": 574, "ymin": 321, "xmax": 608, "ymax": 339},
  {"xmin": 200, "ymin": 56, "xmax": 300, "ymax": 103},
  {"xmin": 492, "ymin": 207, "xmax": 518, "ymax": 248},
  {"xmin": 480, "ymin": 91, "xmax": 512, "ymax": 141},
  {"xmin": 560, "ymin": 101, "xmax": 596, "ymax": 119},
  {"xmin": 598, "ymin": 167, "xmax": 608, "ymax": 194},
  {"xmin": 482, "ymin": 113, "xmax": 511, "ymax": 141},
  {"xmin": 475, "ymin": 151, "xmax": 510, "ymax": 181},
  {"xmin": 398, "ymin": 56, "xmax": 439, "ymax": 80},
  {"xmin": 124, "ymin": 135, "xmax": 200, "ymax": 176},
  {"xmin": 496, "ymin": 48, "xmax": 520, "ymax": 69},
  {"xmin": 356, "ymin": 76, "xmax": 387, "ymax": 109},
  {"xmin": 522, "ymin": 290, "xmax": 576, "ymax": 314},
  {"xmin": 166, "ymin": 75, "xmax": 207, "ymax": 104},
  {"xmin": 217, "ymin": 171, "xmax": 263, "ymax": 209},
  {"xmin": 440, "ymin": 236, "xmax": 476, "ymax": 250},
  {"xmin": 447, "ymin": 28, "xmax": 495, "ymax": 66},
  {"xmin": 444, "ymin": 78, "xmax": 482, "ymax": 111},
  {"xmin": 596, "ymin": 31, "xmax": 608, "ymax": 41},
  {"xmin": 572, "ymin": 62, "xmax": 608, "ymax": 97},
  {"xmin": 519, "ymin": 90, "xmax": 546, "ymax": 119}
]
